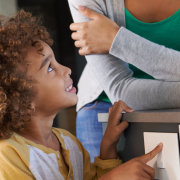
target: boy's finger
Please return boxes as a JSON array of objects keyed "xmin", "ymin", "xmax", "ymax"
[
  {"xmin": 108, "ymin": 101, "xmax": 133, "ymax": 126},
  {"xmin": 109, "ymin": 104, "xmax": 125, "ymax": 125},
  {"xmin": 117, "ymin": 121, "xmax": 129, "ymax": 133},
  {"xmin": 114, "ymin": 100, "xmax": 133, "ymax": 112},
  {"xmin": 143, "ymin": 164, "xmax": 155, "ymax": 180},
  {"xmin": 140, "ymin": 170, "xmax": 152, "ymax": 180},
  {"xmin": 113, "ymin": 101, "xmax": 133, "ymax": 118},
  {"xmin": 141, "ymin": 177, "xmax": 152, "ymax": 180},
  {"xmin": 139, "ymin": 143, "xmax": 163, "ymax": 164},
  {"xmin": 108, "ymin": 107, "xmax": 112, "ymax": 114},
  {"xmin": 78, "ymin": 5, "xmax": 101, "ymax": 20},
  {"xmin": 121, "ymin": 101, "xmax": 134, "ymax": 112}
]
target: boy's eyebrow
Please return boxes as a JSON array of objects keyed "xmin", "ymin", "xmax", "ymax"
[{"xmin": 40, "ymin": 54, "xmax": 52, "ymax": 70}]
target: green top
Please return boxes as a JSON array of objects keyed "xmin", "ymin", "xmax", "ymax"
[{"xmin": 97, "ymin": 7, "xmax": 180, "ymax": 103}]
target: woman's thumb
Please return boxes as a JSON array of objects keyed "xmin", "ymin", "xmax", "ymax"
[{"xmin": 78, "ymin": 5, "xmax": 99, "ymax": 20}]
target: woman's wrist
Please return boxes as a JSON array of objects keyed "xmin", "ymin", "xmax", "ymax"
[{"xmin": 108, "ymin": 26, "xmax": 120, "ymax": 52}]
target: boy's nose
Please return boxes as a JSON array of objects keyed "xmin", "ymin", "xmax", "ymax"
[{"xmin": 63, "ymin": 66, "xmax": 71, "ymax": 78}]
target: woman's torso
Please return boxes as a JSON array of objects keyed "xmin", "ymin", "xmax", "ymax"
[
  {"xmin": 125, "ymin": 0, "xmax": 180, "ymax": 23},
  {"xmin": 97, "ymin": 0, "xmax": 180, "ymax": 102},
  {"xmin": 126, "ymin": 0, "xmax": 180, "ymax": 79}
]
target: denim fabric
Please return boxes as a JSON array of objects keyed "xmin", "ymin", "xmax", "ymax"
[{"xmin": 76, "ymin": 100, "xmax": 112, "ymax": 162}]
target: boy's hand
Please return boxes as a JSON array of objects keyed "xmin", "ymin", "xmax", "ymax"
[
  {"xmin": 70, "ymin": 5, "xmax": 120, "ymax": 55},
  {"xmin": 100, "ymin": 143, "xmax": 163, "ymax": 180},
  {"xmin": 100, "ymin": 100, "xmax": 134, "ymax": 160}
]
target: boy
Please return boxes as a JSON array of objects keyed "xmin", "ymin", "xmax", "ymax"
[{"xmin": 0, "ymin": 10, "xmax": 162, "ymax": 180}]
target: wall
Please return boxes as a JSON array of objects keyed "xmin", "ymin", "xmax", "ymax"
[{"xmin": 0, "ymin": 0, "xmax": 17, "ymax": 16}]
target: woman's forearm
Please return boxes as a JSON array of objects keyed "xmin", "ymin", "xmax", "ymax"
[
  {"xmin": 85, "ymin": 53, "xmax": 180, "ymax": 110},
  {"xmin": 110, "ymin": 27, "xmax": 180, "ymax": 81}
]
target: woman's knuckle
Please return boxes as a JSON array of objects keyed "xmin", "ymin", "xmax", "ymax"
[
  {"xmin": 79, "ymin": 49, "xmax": 83, "ymax": 56},
  {"xmin": 86, "ymin": 46, "xmax": 92, "ymax": 53},
  {"xmin": 82, "ymin": 24, "xmax": 88, "ymax": 31},
  {"xmin": 87, "ymin": 49, "xmax": 92, "ymax": 54},
  {"xmin": 81, "ymin": 33, "xmax": 86, "ymax": 39},
  {"xmin": 90, "ymin": 48, "xmax": 94, "ymax": 54},
  {"xmin": 74, "ymin": 41, "xmax": 78, "ymax": 46},
  {"xmin": 84, "ymin": 40, "xmax": 88, "ymax": 46},
  {"xmin": 80, "ymin": 25, "xmax": 84, "ymax": 30}
]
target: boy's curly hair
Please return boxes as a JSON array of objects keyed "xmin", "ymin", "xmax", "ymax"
[{"xmin": 0, "ymin": 10, "xmax": 53, "ymax": 139}]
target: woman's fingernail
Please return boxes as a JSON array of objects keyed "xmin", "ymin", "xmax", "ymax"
[{"xmin": 79, "ymin": 5, "xmax": 85, "ymax": 11}]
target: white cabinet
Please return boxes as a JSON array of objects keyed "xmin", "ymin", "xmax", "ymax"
[{"xmin": 144, "ymin": 132, "xmax": 180, "ymax": 180}]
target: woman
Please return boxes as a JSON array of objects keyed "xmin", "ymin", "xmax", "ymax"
[{"xmin": 68, "ymin": 0, "xmax": 180, "ymax": 162}]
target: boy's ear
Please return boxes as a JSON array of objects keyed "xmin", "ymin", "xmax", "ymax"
[{"xmin": 31, "ymin": 102, "xmax": 36, "ymax": 115}]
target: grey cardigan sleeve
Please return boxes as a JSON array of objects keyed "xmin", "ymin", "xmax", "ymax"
[
  {"xmin": 110, "ymin": 27, "xmax": 180, "ymax": 81},
  {"xmin": 68, "ymin": 0, "xmax": 180, "ymax": 110}
]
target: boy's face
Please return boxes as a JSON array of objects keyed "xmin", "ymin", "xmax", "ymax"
[{"xmin": 24, "ymin": 40, "xmax": 78, "ymax": 116}]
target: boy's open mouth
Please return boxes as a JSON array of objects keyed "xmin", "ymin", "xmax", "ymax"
[
  {"xmin": 65, "ymin": 83, "xmax": 76, "ymax": 93},
  {"xmin": 66, "ymin": 84, "xmax": 73, "ymax": 91}
]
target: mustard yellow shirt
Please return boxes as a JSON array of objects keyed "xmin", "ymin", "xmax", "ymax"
[{"xmin": 0, "ymin": 128, "xmax": 122, "ymax": 180}]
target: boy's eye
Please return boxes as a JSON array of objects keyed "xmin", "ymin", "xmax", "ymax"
[{"xmin": 48, "ymin": 63, "xmax": 54, "ymax": 72}]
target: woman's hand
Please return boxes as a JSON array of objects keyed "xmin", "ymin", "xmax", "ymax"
[
  {"xmin": 70, "ymin": 5, "xmax": 120, "ymax": 55},
  {"xmin": 100, "ymin": 100, "xmax": 134, "ymax": 160},
  {"xmin": 99, "ymin": 143, "xmax": 163, "ymax": 180}
]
